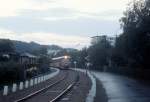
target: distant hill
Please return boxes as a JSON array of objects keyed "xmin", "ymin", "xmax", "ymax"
[
  {"xmin": 13, "ymin": 41, "xmax": 39, "ymax": 53},
  {"xmin": 12, "ymin": 40, "xmax": 63, "ymax": 54},
  {"xmin": 0, "ymin": 39, "xmax": 78, "ymax": 57},
  {"xmin": 65, "ymin": 48, "xmax": 78, "ymax": 52}
]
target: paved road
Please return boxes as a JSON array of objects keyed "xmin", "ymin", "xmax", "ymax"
[{"xmin": 92, "ymin": 71, "xmax": 150, "ymax": 102}]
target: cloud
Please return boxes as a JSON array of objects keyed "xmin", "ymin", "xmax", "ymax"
[
  {"xmin": 52, "ymin": 0, "xmax": 130, "ymax": 13},
  {"xmin": 0, "ymin": 16, "xmax": 120, "ymax": 36},
  {"xmin": 0, "ymin": 0, "xmax": 131, "ymax": 48},
  {"xmin": 0, "ymin": 0, "xmax": 130, "ymax": 17},
  {"xmin": 19, "ymin": 8, "xmax": 78, "ymax": 20},
  {"xmin": 0, "ymin": 0, "xmax": 57, "ymax": 17},
  {"xmin": 0, "ymin": 30, "xmax": 90, "ymax": 48}
]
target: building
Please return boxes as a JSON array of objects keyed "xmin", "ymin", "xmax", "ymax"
[
  {"xmin": 91, "ymin": 35, "xmax": 116, "ymax": 46},
  {"xmin": 0, "ymin": 52, "xmax": 20, "ymax": 62},
  {"xmin": 20, "ymin": 53, "xmax": 38, "ymax": 65},
  {"xmin": 0, "ymin": 52, "xmax": 38, "ymax": 65},
  {"xmin": 0, "ymin": 52, "xmax": 38, "ymax": 79},
  {"xmin": 19, "ymin": 53, "xmax": 39, "ymax": 78},
  {"xmin": 107, "ymin": 36, "xmax": 116, "ymax": 46}
]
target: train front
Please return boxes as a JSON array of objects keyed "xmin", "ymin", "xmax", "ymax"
[{"xmin": 51, "ymin": 55, "xmax": 71, "ymax": 69}]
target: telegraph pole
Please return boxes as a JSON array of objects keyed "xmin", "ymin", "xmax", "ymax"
[{"xmin": 74, "ymin": 61, "xmax": 77, "ymax": 71}]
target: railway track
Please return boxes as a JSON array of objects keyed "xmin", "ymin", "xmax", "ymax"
[
  {"xmin": 50, "ymin": 74, "xmax": 79, "ymax": 102},
  {"xmin": 14, "ymin": 70, "xmax": 79, "ymax": 102}
]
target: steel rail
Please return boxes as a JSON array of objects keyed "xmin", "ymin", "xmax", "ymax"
[
  {"xmin": 14, "ymin": 72, "xmax": 68, "ymax": 102},
  {"xmin": 49, "ymin": 73, "xmax": 79, "ymax": 102}
]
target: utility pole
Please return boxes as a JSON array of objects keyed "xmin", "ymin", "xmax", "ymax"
[
  {"xmin": 85, "ymin": 56, "xmax": 90, "ymax": 75},
  {"xmin": 74, "ymin": 61, "xmax": 77, "ymax": 71}
]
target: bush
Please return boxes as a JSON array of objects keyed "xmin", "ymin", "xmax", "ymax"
[{"xmin": 0, "ymin": 61, "xmax": 24, "ymax": 84}]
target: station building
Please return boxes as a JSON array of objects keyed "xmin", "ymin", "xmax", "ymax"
[{"xmin": 0, "ymin": 52, "xmax": 39, "ymax": 79}]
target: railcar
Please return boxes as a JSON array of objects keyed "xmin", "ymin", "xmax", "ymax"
[{"xmin": 50, "ymin": 56, "xmax": 71, "ymax": 70}]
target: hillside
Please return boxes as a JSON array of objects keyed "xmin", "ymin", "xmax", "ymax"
[
  {"xmin": 13, "ymin": 40, "xmax": 63, "ymax": 54},
  {"xmin": 0, "ymin": 39, "xmax": 77, "ymax": 57}
]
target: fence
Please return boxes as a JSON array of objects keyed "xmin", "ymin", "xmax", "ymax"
[{"xmin": 2, "ymin": 68, "xmax": 59, "ymax": 96}]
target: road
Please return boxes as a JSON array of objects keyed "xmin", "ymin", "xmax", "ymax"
[{"xmin": 92, "ymin": 71, "xmax": 150, "ymax": 102}]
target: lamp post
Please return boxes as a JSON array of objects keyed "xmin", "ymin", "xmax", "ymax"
[
  {"xmin": 74, "ymin": 61, "xmax": 77, "ymax": 71},
  {"xmin": 85, "ymin": 55, "xmax": 90, "ymax": 75}
]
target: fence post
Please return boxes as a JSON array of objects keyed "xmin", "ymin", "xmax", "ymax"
[
  {"xmin": 40, "ymin": 77, "xmax": 42, "ymax": 82},
  {"xmin": 3, "ymin": 86, "xmax": 8, "ymax": 96},
  {"xmin": 45, "ymin": 75, "xmax": 47, "ymax": 80},
  {"xmin": 42, "ymin": 76, "xmax": 44, "ymax": 82},
  {"xmin": 25, "ymin": 81, "xmax": 29, "ymax": 88},
  {"xmin": 44, "ymin": 75, "xmax": 46, "ymax": 81},
  {"xmin": 19, "ymin": 82, "xmax": 23, "ymax": 90},
  {"xmin": 38, "ymin": 77, "xmax": 40, "ymax": 83},
  {"xmin": 12, "ymin": 83, "xmax": 17, "ymax": 92},
  {"xmin": 30, "ymin": 79, "xmax": 33, "ymax": 86},
  {"xmin": 34, "ymin": 78, "xmax": 37, "ymax": 85}
]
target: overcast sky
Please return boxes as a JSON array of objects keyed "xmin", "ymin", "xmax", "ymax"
[{"xmin": 0, "ymin": 0, "xmax": 131, "ymax": 49}]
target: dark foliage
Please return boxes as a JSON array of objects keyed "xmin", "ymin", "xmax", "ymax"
[
  {"xmin": 0, "ymin": 39, "xmax": 15, "ymax": 53},
  {"xmin": 110, "ymin": 0, "xmax": 150, "ymax": 79},
  {"xmin": 88, "ymin": 36, "xmax": 112, "ymax": 70}
]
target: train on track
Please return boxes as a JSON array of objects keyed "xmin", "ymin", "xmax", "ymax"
[{"xmin": 50, "ymin": 55, "xmax": 71, "ymax": 70}]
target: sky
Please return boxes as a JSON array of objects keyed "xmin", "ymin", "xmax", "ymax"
[{"xmin": 0, "ymin": 0, "xmax": 131, "ymax": 49}]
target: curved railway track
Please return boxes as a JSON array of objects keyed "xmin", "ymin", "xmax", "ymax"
[
  {"xmin": 14, "ymin": 70, "xmax": 79, "ymax": 102},
  {"xmin": 49, "ymin": 75, "xmax": 79, "ymax": 102}
]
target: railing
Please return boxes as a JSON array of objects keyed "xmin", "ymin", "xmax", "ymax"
[{"xmin": 2, "ymin": 68, "xmax": 59, "ymax": 96}]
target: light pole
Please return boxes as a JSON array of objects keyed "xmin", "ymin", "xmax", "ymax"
[
  {"xmin": 85, "ymin": 55, "xmax": 90, "ymax": 75},
  {"xmin": 74, "ymin": 61, "xmax": 77, "ymax": 71}
]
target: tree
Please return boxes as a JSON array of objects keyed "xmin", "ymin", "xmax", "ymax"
[
  {"xmin": 38, "ymin": 55, "xmax": 51, "ymax": 74},
  {"xmin": 67, "ymin": 48, "xmax": 88, "ymax": 68},
  {"xmin": 119, "ymin": 0, "xmax": 150, "ymax": 69},
  {"xmin": 0, "ymin": 39, "xmax": 15, "ymax": 53},
  {"xmin": 78, "ymin": 48, "xmax": 88, "ymax": 68},
  {"xmin": 88, "ymin": 36, "xmax": 112, "ymax": 70},
  {"xmin": 111, "ymin": 35, "xmax": 128, "ymax": 66},
  {"xmin": 32, "ymin": 46, "xmax": 48, "ymax": 56}
]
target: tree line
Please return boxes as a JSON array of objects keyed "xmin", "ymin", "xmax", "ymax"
[
  {"xmin": 70, "ymin": 0, "xmax": 150, "ymax": 79},
  {"xmin": 0, "ymin": 39, "xmax": 51, "ymax": 84}
]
